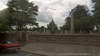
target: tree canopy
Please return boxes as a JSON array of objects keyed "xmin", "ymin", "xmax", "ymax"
[
  {"xmin": 72, "ymin": 5, "xmax": 89, "ymax": 19},
  {"xmin": 7, "ymin": 0, "xmax": 38, "ymax": 31},
  {"xmin": 62, "ymin": 5, "xmax": 94, "ymax": 33},
  {"xmin": 0, "ymin": 9, "xmax": 9, "ymax": 33},
  {"xmin": 92, "ymin": 0, "xmax": 100, "ymax": 33}
]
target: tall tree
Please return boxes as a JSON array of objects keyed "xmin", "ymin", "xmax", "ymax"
[
  {"xmin": 72, "ymin": 5, "xmax": 89, "ymax": 19},
  {"xmin": 61, "ymin": 16, "xmax": 71, "ymax": 31},
  {"xmin": 92, "ymin": 0, "xmax": 100, "ymax": 33},
  {"xmin": 74, "ymin": 16, "xmax": 94, "ymax": 33},
  {"xmin": 63, "ymin": 5, "xmax": 94, "ymax": 33},
  {"xmin": 0, "ymin": 9, "xmax": 9, "ymax": 33},
  {"xmin": 7, "ymin": 0, "xmax": 38, "ymax": 31}
]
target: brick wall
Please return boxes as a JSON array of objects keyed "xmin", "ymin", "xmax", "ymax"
[
  {"xmin": 28, "ymin": 34, "xmax": 100, "ymax": 46},
  {"xmin": 0, "ymin": 33, "xmax": 8, "ymax": 41},
  {"xmin": 2, "ymin": 31, "xmax": 100, "ymax": 46},
  {"xmin": 0, "ymin": 32, "xmax": 23, "ymax": 44}
]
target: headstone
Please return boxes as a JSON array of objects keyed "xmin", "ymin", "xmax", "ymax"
[
  {"xmin": 65, "ymin": 30, "xmax": 67, "ymax": 34},
  {"xmin": 46, "ymin": 30, "xmax": 50, "ymax": 34},
  {"xmin": 61, "ymin": 30, "xmax": 63, "ymax": 34}
]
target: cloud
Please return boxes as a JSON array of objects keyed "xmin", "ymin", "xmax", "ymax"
[
  {"xmin": 36, "ymin": 7, "xmax": 53, "ymax": 23},
  {"xmin": 0, "ymin": 0, "xmax": 94, "ymax": 27},
  {"xmin": 30, "ymin": 0, "xmax": 94, "ymax": 27},
  {"xmin": 0, "ymin": 0, "xmax": 8, "ymax": 11}
]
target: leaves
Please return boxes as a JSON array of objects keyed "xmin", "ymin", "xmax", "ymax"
[
  {"xmin": 74, "ymin": 16, "xmax": 94, "ymax": 33},
  {"xmin": 72, "ymin": 5, "xmax": 89, "ymax": 19},
  {"xmin": 0, "ymin": 9, "xmax": 9, "ymax": 32},
  {"xmin": 7, "ymin": 0, "xmax": 38, "ymax": 31},
  {"xmin": 62, "ymin": 5, "xmax": 94, "ymax": 33}
]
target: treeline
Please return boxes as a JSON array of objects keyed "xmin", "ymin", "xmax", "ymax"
[
  {"xmin": 0, "ymin": 0, "xmax": 38, "ymax": 33},
  {"xmin": 61, "ymin": 0, "xmax": 100, "ymax": 34},
  {"xmin": 0, "ymin": 0, "xmax": 100, "ymax": 34}
]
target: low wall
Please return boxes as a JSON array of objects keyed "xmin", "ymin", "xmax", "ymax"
[
  {"xmin": 0, "ymin": 32, "xmax": 24, "ymax": 44},
  {"xmin": 28, "ymin": 34, "xmax": 100, "ymax": 46},
  {"xmin": 0, "ymin": 31, "xmax": 31, "ymax": 45},
  {"xmin": 2, "ymin": 32, "xmax": 100, "ymax": 46},
  {"xmin": 0, "ymin": 33, "xmax": 8, "ymax": 41}
]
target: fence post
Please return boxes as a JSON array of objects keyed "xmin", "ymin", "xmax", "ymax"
[{"xmin": 25, "ymin": 31, "xmax": 32, "ymax": 44}]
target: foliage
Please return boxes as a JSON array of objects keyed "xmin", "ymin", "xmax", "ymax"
[
  {"xmin": 7, "ymin": 0, "xmax": 38, "ymax": 31},
  {"xmin": 92, "ymin": 0, "xmax": 100, "ymax": 24},
  {"xmin": 62, "ymin": 5, "xmax": 95, "ymax": 33},
  {"xmin": 72, "ymin": 5, "xmax": 89, "ymax": 19},
  {"xmin": 40, "ymin": 26, "xmax": 46, "ymax": 32},
  {"xmin": 0, "ymin": 9, "xmax": 9, "ymax": 33},
  {"xmin": 92, "ymin": 0, "xmax": 100, "ymax": 33},
  {"xmin": 74, "ymin": 16, "xmax": 94, "ymax": 33}
]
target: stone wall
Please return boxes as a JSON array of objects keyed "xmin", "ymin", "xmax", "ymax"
[
  {"xmin": 0, "ymin": 31, "xmax": 31, "ymax": 45},
  {"xmin": 28, "ymin": 34, "xmax": 100, "ymax": 46},
  {"xmin": 0, "ymin": 33, "xmax": 8, "ymax": 41},
  {"xmin": 0, "ymin": 32, "xmax": 25, "ymax": 44},
  {"xmin": 2, "ymin": 31, "xmax": 100, "ymax": 46}
]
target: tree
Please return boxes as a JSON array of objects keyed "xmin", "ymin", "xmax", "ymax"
[
  {"xmin": 74, "ymin": 16, "xmax": 94, "ymax": 33},
  {"xmin": 40, "ymin": 26, "xmax": 46, "ymax": 32},
  {"xmin": 92, "ymin": 0, "xmax": 100, "ymax": 33},
  {"xmin": 0, "ymin": 9, "xmax": 9, "ymax": 33},
  {"xmin": 61, "ymin": 16, "xmax": 71, "ymax": 31},
  {"xmin": 63, "ymin": 5, "xmax": 94, "ymax": 33},
  {"xmin": 7, "ymin": 0, "xmax": 38, "ymax": 31},
  {"xmin": 72, "ymin": 5, "xmax": 89, "ymax": 19}
]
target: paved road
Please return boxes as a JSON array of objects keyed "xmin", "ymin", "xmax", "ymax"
[{"xmin": 0, "ymin": 51, "xmax": 45, "ymax": 56}]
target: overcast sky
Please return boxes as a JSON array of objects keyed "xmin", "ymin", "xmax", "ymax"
[{"xmin": 0, "ymin": 0, "xmax": 94, "ymax": 27}]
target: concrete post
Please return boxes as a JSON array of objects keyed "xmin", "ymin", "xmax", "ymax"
[{"xmin": 25, "ymin": 31, "xmax": 32, "ymax": 44}]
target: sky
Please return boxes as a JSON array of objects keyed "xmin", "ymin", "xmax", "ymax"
[{"xmin": 0, "ymin": 0, "xmax": 94, "ymax": 27}]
